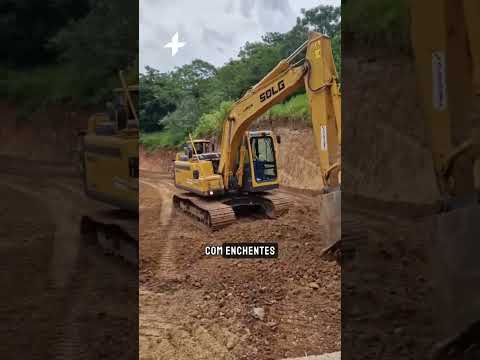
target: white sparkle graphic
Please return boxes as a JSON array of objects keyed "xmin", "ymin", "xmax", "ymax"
[{"xmin": 164, "ymin": 32, "xmax": 186, "ymax": 56}]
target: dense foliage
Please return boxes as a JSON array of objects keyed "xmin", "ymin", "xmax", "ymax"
[
  {"xmin": 139, "ymin": 5, "xmax": 341, "ymax": 150},
  {"xmin": 343, "ymin": 0, "xmax": 409, "ymax": 50},
  {"xmin": 1, "ymin": 0, "xmax": 138, "ymax": 106}
]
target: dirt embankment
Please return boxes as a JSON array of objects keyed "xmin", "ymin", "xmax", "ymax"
[
  {"xmin": 0, "ymin": 101, "xmax": 96, "ymax": 162},
  {"xmin": 139, "ymin": 146, "xmax": 176, "ymax": 174},
  {"xmin": 268, "ymin": 127, "xmax": 323, "ymax": 191},
  {"xmin": 343, "ymin": 56, "xmax": 439, "ymax": 204}
]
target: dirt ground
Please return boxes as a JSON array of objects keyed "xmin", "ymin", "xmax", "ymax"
[
  {"xmin": 342, "ymin": 197, "xmax": 438, "ymax": 359},
  {"xmin": 139, "ymin": 160, "xmax": 341, "ymax": 359},
  {"xmin": 0, "ymin": 156, "xmax": 138, "ymax": 359}
]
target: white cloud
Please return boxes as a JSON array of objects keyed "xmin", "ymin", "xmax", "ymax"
[{"xmin": 140, "ymin": 0, "xmax": 340, "ymax": 73}]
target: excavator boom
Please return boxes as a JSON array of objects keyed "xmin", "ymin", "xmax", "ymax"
[{"xmin": 218, "ymin": 32, "xmax": 341, "ymax": 189}]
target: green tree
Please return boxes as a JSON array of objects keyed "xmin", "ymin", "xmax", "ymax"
[
  {"xmin": 49, "ymin": 0, "xmax": 138, "ymax": 100},
  {"xmin": 139, "ymin": 67, "xmax": 176, "ymax": 132},
  {"xmin": 160, "ymin": 96, "xmax": 200, "ymax": 142},
  {"xmin": 0, "ymin": 0, "xmax": 90, "ymax": 67},
  {"xmin": 300, "ymin": 5, "xmax": 341, "ymax": 36}
]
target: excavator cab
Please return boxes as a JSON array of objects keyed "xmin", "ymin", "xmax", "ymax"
[
  {"xmin": 188, "ymin": 140, "xmax": 215, "ymax": 156},
  {"xmin": 112, "ymin": 85, "xmax": 139, "ymax": 130},
  {"xmin": 241, "ymin": 131, "xmax": 279, "ymax": 191}
]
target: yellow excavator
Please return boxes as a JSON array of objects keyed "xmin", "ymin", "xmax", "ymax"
[
  {"xmin": 173, "ymin": 32, "xmax": 341, "ymax": 232},
  {"xmin": 79, "ymin": 71, "xmax": 139, "ymax": 264},
  {"xmin": 410, "ymin": 0, "xmax": 480, "ymax": 354}
]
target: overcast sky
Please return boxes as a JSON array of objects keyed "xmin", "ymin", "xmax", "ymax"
[{"xmin": 140, "ymin": 0, "xmax": 340, "ymax": 73}]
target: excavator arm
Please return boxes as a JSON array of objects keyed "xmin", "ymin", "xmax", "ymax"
[
  {"xmin": 217, "ymin": 32, "xmax": 341, "ymax": 190},
  {"xmin": 411, "ymin": 0, "xmax": 480, "ymax": 204}
]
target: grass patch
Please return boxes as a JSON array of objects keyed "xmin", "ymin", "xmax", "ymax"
[
  {"xmin": 140, "ymin": 131, "xmax": 186, "ymax": 152},
  {"xmin": 267, "ymin": 94, "xmax": 310, "ymax": 122}
]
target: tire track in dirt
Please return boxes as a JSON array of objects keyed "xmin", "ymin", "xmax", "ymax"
[
  {"xmin": 0, "ymin": 176, "xmax": 90, "ymax": 360},
  {"xmin": 140, "ymin": 178, "xmax": 177, "ymax": 281}
]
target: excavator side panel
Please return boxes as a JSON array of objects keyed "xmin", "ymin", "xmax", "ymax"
[
  {"xmin": 173, "ymin": 159, "xmax": 224, "ymax": 197},
  {"xmin": 83, "ymin": 133, "xmax": 139, "ymax": 211}
]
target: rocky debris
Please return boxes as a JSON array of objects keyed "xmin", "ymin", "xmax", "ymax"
[
  {"xmin": 252, "ymin": 307, "xmax": 265, "ymax": 321},
  {"xmin": 140, "ymin": 170, "xmax": 341, "ymax": 359},
  {"xmin": 226, "ymin": 334, "xmax": 238, "ymax": 350}
]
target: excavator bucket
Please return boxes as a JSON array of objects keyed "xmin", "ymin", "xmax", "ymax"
[
  {"xmin": 318, "ymin": 190, "xmax": 341, "ymax": 259},
  {"xmin": 430, "ymin": 206, "xmax": 480, "ymax": 338}
]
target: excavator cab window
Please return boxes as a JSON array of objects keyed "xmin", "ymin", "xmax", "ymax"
[
  {"xmin": 194, "ymin": 142, "xmax": 205, "ymax": 154},
  {"xmin": 250, "ymin": 136, "xmax": 277, "ymax": 182}
]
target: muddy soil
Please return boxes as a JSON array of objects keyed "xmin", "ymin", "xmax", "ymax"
[
  {"xmin": 139, "ymin": 159, "xmax": 340, "ymax": 360},
  {"xmin": 342, "ymin": 55, "xmax": 439, "ymax": 204},
  {"xmin": 0, "ymin": 157, "xmax": 137, "ymax": 359}
]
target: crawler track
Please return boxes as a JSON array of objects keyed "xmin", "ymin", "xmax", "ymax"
[
  {"xmin": 260, "ymin": 192, "xmax": 295, "ymax": 217},
  {"xmin": 80, "ymin": 211, "xmax": 139, "ymax": 265},
  {"xmin": 173, "ymin": 193, "xmax": 236, "ymax": 230},
  {"xmin": 172, "ymin": 191, "xmax": 295, "ymax": 230}
]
